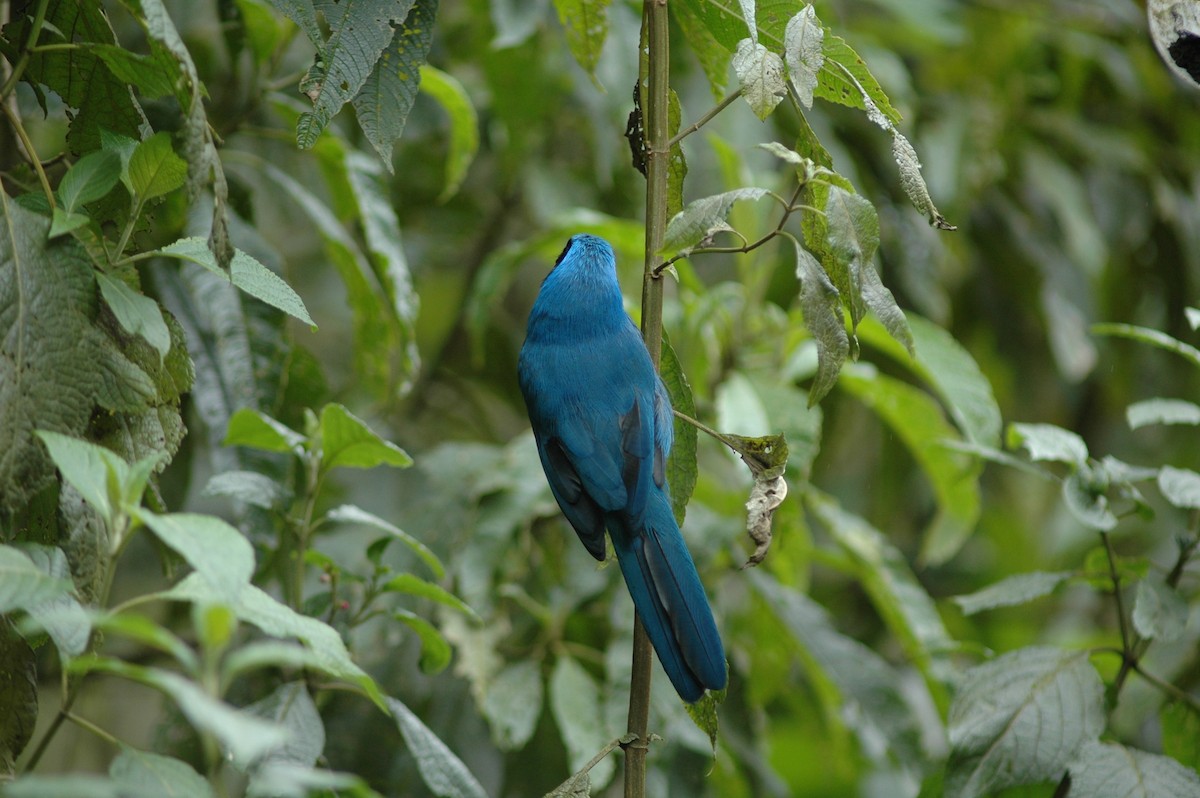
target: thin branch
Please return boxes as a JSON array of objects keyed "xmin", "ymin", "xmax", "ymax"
[
  {"xmin": 0, "ymin": 0, "xmax": 51, "ymax": 101},
  {"xmin": 668, "ymin": 88, "xmax": 740, "ymax": 148},
  {"xmin": 545, "ymin": 735, "xmax": 638, "ymax": 798},
  {"xmin": 1131, "ymin": 662, "xmax": 1200, "ymax": 713},
  {"xmin": 653, "ymin": 184, "xmax": 811, "ymax": 276},
  {"xmin": 1, "ymin": 101, "xmax": 54, "ymax": 208},
  {"xmin": 1102, "ymin": 531, "xmax": 1137, "ymax": 690}
]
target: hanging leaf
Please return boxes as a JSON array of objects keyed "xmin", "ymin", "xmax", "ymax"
[
  {"xmin": 732, "ymin": 39, "xmax": 786, "ymax": 120},
  {"xmin": 784, "ymin": 5, "xmax": 823, "ymax": 108},
  {"xmin": 946, "ymin": 647, "xmax": 1104, "ymax": 798}
]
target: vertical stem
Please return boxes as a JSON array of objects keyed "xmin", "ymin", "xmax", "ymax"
[{"xmin": 626, "ymin": 2, "xmax": 669, "ymax": 797}]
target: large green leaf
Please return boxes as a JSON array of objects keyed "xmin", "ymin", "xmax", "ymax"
[
  {"xmin": 350, "ymin": 0, "xmax": 439, "ymax": 165},
  {"xmin": 553, "ymin": 0, "xmax": 611, "ymax": 80},
  {"xmin": 946, "ymin": 647, "xmax": 1104, "ymax": 798},
  {"xmin": 1068, "ymin": 741, "xmax": 1200, "ymax": 797},
  {"xmin": 0, "ymin": 545, "xmax": 72, "ymax": 614},
  {"xmin": 660, "ymin": 334, "xmax": 698, "ymax": 525},
  {"xmin": 342, "ymin": 149, "xmax": 420, "ymax": 387},
  {"xmin": 5, "ymin": 2, "xmax": 146, "ymax": 153},
  {"xmin": 481, "ymin": 661, "xmax": 542, "ymax": 751},
  {"xmin": 159, "ymin": 574, "xmax": 385, "ymax": 709},
  {"xmin": 794, "ymin": 239, "xmax": 849, "ymax": 405},
  {"xmin": 0, "ymin": 618, "xmax": 37, "ymax": 771},
  {"xmin": 137, "ymin": 512, "xmax": 255, "ymax": 603},
  {"xmin": 839, "ymin": 365, "xmax": 982, "ymax": 565},
  {"xmin": 297, "ymin": 0, "xmax": 418, "ymax": 148},
  {"xmin": 752, "ymin": 571, "xmax": 922, "ymax": 765},
  {"xmin": 109, "ymin": 746, "xmax": 214, "ymax": 798},
  {"xmin": 0, "ymin": 194, "xmax": 157, "ymax": 519},
  {"xmin": 550, "ymin": 655, "xmax": 614, "ymax": 789},
  {"xmin": 318, "ymin": 403, "xmax": 412, "ymax": 472},
  {"xmin": 386, "ymin": 697, "xmax": 488, "ymax": 798},
  {"xmin": 244, "ymin": 682, "xmax": 325, "ymax": 770},
  {"xmin": 806, "ymin": 489, "xmax": 955, "ymax": 700},
  {"xmin": 159, "ymin": 237, "xmax": 314, "ymax": 327},
  {"xmin": 419, "ymin": 64, "xmax": 479, "ymax": 201},
  {"xmin": 952, "ymin": 571, "xmax": 1073, "ymax": 616},
  {"xmin": 858, "ymin": 314, "xmax": 1003, "ymax": 447}
]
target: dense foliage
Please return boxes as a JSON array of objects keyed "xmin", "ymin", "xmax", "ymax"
[{"xmin": 1, "ymin": 1, "xmax": 1199, "ymax": 797}]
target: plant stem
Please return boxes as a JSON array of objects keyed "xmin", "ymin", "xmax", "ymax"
[
  {"xmin": 1101, "ymin": 531, "xmax": 1137, "ymax": 691},
  {"xmin": 0, "ymin": 0, "xmax": 50, "ymax": 101},
  {"xmin": 626, "ymin": 2, "xmax": 670, "ymax": 797}
]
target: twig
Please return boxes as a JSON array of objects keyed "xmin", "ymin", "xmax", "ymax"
[{"xmin": 668, "ymin": 89, "xmax": 740, "ymax": 148}]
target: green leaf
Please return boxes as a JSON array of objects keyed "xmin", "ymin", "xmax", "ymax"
[
  {"xmin": 419, "ymin": 65, "xmax": 479, "ymax": 201},
  {"xmin": 824, "ymin": 186, "xmax": 878, "ymax": 330},
  {"xmin": 0, "ymin": 618, "xmax": 38, "ymax": 769},
  {"xmin": 685, "ymin": 688, "xmax": 724, "ymax": 752},
  {"xmin": 109, "ymin": 746, "xmax": 214, "ymax": 798},
  {"xmin": 1092, "ymin": 322, "xmax": 1200, "ymax": 370},
  {"xmin": 246, "ymin": 763, "xmax": 380, "ymax": 798},
  {"xmin": 160, "ymin": 575, "xmax": 385, "ymax": 709},
  {"xmin": 946, "ymin": 647, "xmax": 1104, "ymax": 798},
  {"xmin": 6, "ymin": 1, "xmax": 146, "ymax": 153},
  {"xmin": 1158, "ymin": 465, "xmax": 1200, "ymax": 509},
  {"xmin": 20, "ymin": 545, "xmax": 91, "ymax": 658},
  {"xmin": 752, "ymin": 571, "xmax": 921, "ymax": 763},
  {"xmin": 660, "ymin": 335, "xmax": 697, "ymax": 526},
  {"xmin": 35, "ymin": 431, "xmax": 123, "ymax": 523},
  {"xmin": 247, "ymin": 155, "xmax": 395, "ymax": 395},
  {"xmin": 381, "ymin": 573, "xmax": 478, "ymax": 621},
  {"xmin": 952, "ymin": 571, "xmax": 1073, "ymax": 616},
  {"xmin": 90, "ymin": 613, "xmax": 198, "ymax": 673},
  {"xmin": 1062, "ymin": 465, "xmax": 1118, "ymax": 531},
  {"xmin": 318, "ymin": 403, "xmax": 412, "ymax": 472},
  {"xmin": 553, "ymin": 0, "xmax": 611, "ymax": 80},
  {"xmin": 672, "ymin": 0, "xmax": 732, "ymax": 99},
  {"xmin": 73, "ymin": 658, "xmax": 288, "ymax": 767},
  {"xmin": 223, "ymin": 408, "xmax": 306, "ymax": 453},
  {"xmin": 806, "ymin": 490, "xmax": 955, "ymax": 696},
  {"xmin": 1132, "ymin": 576, "xmax": 1188, "ymax": 642},
  {"xmin": 128, "ymin": 132, "xmax": 188, "ymax": 201},
  {"xmin": 550, "ymin": 656, "xmax": 614, "ymax": 789},
  {"xmin": 732, "ymin": 39, "xmax": 786, "ymax": 120},
  {"xmin": 1007, "ymin": 422, "xmax": 1089, "ymax": 465},
  {"xmin": 1068, "ymin": 740, "xmax": 1200, "ymax": 797},
  {"xmin": 325, "ymin": 504, "xmax": 443, "ymax": 578},
  {"xmin": 159, "ymin": 237, "xmax": 315, "ymax": 326},
  {"xmin": 96, "ymin": 273, "xmax": 172, "ymax": 360},
  {"xmin": 224, "ymin": 641, "xmax": 331, "ymax": 681},
  {"xmin": 891, "ymin": 130, "xmax": 954, "ymax": 230},
  {"xmin": 816, "ymin": 34, "xmax": 902, "ymax": 125},
  {"xmin": 386, "ymin": 696, "xmax": 488, "ymax": 798},
  {"xmin": 88, "ymin": 45, "xmax": 179, "ymax": 100},
  {"xmin": 202, "ymin": 470, "xmax": 287, "ymax": 509},
  {"xmin": 660, "ymin": 187, "xmax": 771, "ymax": 258},
  {"xmin": 350, "ymin": 0, "xmax": 438, "ymax": 165},
  {"xmin": 480, "ymin": 660, "xmax": 542, "ymax": 751},
  {"xmin": 339, "ymin": 148, "xmax": 419, "ymax": 386},
  {"xmin": 392, "ymin": 609, "xmax": 452, "ymax": 674},
  {"xmin": 784, "ymin": 6, "xmax": 824, "ymax": 108},
  {"xmin": 57, "ymin": 150, "xmax": 122, "ymax": 213},
  {"xmin": 840, "ymin": 366, "xmax": 982, "ymax": 565},
  {"xmin": 1127, "ymin": 398, "xmax": 1200, "ymax": 429},
  {"xmin": 47, "ymin": 209, "xmax": 92, "ymax": 239},
  {"xmin": 245, "ymin": 682, "xmax": 324, "ymax": 767},
  {"xmin": 297, "ymin": 0, "xmax": 419, "ymax": 148},
  {"xmin": 235, "ymin": 0, "xmax": 289, "ymax": 65},
  {"xmin": 794, "ymin": 239, "xmax": 849, "ymax": 405},
  {"xmin": 0, "ymin": 194, "xmax": 156, "ymax": 519},
  {"xmin": 137, "ymin": 511, "xmax": 254, "ymax": 603}
]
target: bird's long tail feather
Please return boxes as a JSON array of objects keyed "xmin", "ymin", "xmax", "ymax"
[{"xmin": 609, "ymin": 496, "xmax": 726, "ymax": 702}]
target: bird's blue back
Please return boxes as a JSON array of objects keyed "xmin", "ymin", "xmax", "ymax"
[{"xmin": 518, "ymin": 234, "xmax": 726, "ymax": 702}]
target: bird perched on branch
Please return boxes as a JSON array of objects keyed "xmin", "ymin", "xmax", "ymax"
[{"xmin": 518, "ymin": 234, "xmax": 726, "ymax": 703}]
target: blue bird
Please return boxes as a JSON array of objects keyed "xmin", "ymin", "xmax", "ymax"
[{"xmin": 518, "ymin": 234, "xmax": 726, "ymax": 703}]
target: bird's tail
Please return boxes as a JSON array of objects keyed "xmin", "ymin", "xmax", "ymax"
[{"xmin": 609, "ymin": 495, "xmax": 726, "ymax": 702}]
